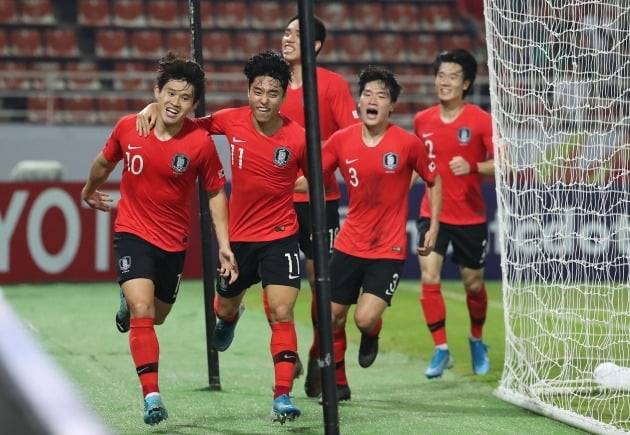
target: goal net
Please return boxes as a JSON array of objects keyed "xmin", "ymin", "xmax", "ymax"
[{"xmin": 485, "ymin": 1, "xmax": 630, "ymax": 433}]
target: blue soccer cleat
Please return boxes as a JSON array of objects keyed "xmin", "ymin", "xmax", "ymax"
[
  {"xmin": 424, "ymin": 348, "xmax": 453, "ymax": 379},
  {"xmin": 143, "ymin": 393, "xmax": 168, "ymax": 426},
  {"xmin": 213, "ymin": 304, "xmax": 244, "ymax": 352},
  {"xmin": 115, "ymin": 289, "xmax": 130, "ymax": 333},
  {"xmin": 469, "ymin": 337, "xmax": 490, "ymax": 375},
  {"xmin": 271, "ymin": 394, "xmax": 301, "ymax": 424}
]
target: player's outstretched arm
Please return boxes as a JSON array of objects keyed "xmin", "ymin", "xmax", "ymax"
[
  {"xmin": 207, "ymin": 187, "xmax": 238, "ymax": 284},
  {"xmin": 81, "ymin": 152, "xmax": 116, "ymax": 212},
  {"xmin": 135, "ymin": 102, "xmax": 159, "ymax": 137}
]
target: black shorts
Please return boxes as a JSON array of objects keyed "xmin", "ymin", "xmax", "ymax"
[
  {"xmin": 216, "ymin": 235, "xmax": 301, "ymax": 298},
  {"xmin": 113, "ymin": 232, "xmax": 186, "ymax": 304},
  {"xmin": 416, "ymin": 218, "xmax": 488, "ymax": 269},
  {"xmin": 329, "ymin": 249, "xmax": 404, "ymax": 306},
  {"xmin": 295, "ymin": 200, "xmax": 340, "ymax": 259}
]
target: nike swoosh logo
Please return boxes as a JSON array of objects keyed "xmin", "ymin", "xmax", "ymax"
[
  {"xmin": 345, "ymin": 158, "xmax": 359, "ymax": 164},
  {"xmin": 232, "ymin": 137, "xmax": 246, "ymax": 143},
  {"xmin": 289, "ymin": 274, "xmax": 300, "ymax": 280},
  {"xmin": 128, "ymin": 145, "xmax": 142, "ymax": 149},
  {"xmin": 422, "ymin": 133, "xmax": 433, "ymax": 138}
]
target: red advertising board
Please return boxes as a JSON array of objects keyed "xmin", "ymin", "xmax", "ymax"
[{"xmin": 0, "ymin": 183, "xmax": 204, "ymax": 283}]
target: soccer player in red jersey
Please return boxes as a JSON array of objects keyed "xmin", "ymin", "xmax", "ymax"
[
  {"xmin": 298, "ymin": 66, "xmax": 442, "ymax": 401},
  {"xmin": 81, "ymin": 53, "xmax": 237, "ymax": 426},
  {"xmin": 278, "ymin": 15, "xmax": 360, "ymax": 397},
  {"xmin": 413, "ymin": 49, "xmax": 494, "ymax": 379},
  {"xmin": 136, "ymin": 50, "xmax": 307, "ymax": 423}
]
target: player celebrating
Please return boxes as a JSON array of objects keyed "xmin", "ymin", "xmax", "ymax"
[
  {"xmin": 81, "ymin": 52, "xmax": 237, "ymax": 426},
  {"xmin": 279, "ymin": 14, "xmax": 360, "ymax": 398},
  {"xmin": 298, "ymin": 66, "xmax": 441, "ymax": 401},
  {"xmin": 413, "ymin": 49, "xmax": 494, "ymax": 379},
  {"xmin": 136, "ymin": 50, "xmax": 307, "ymax": 424}
]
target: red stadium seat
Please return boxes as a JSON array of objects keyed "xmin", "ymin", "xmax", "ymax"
[
  {"xmin": 385, "ymin": 4, "xmax": 420, "ymax": 31},
  {"xmin": 249, "ymin": 2, "xmax": 284, "ymax": 30},
  {"xmin": 317, "ymin": 36, "xmax": 338, "ymax": 63},
  {"xmin": 216, "ymin": 64, "xmax": 246, "ymax": 93},
  {"xmin": 10, "ymin": 28, "xmax": 43, "ymax": 57},
  {"xmin": 147, "ymin": 0, "xmax": 183, "ymax": 28},
  {"xmin": 77, "ymin": 0, "xmax": 110, "ymax": 26},
  {"xmin": 442, "ymin": 34, "xmax": 475, "ymax": 52},
  {"xmin": 314, "ymin": 3, "xmax": 352, "ymax": 30},
  {"xmin": 0, "ymin": 0, "xmax": 19, "ymax": 24},
  {"xmin": 44, "ymin": 28, "xmax": 80, "ymax": 57},
  {"xmin": 0, "ymin": 61, "xmax": 28, "ymax": 90},
  {"xmin": 65, "ymin": 61, "xmax": 100, "ymax": 90},
  {"xmin": 395, "ymin": 66, "xmax": 428, "ymax": 95},
  {"xmin": 233, "ymin": 32, "xmax": 268, "ymax": 60},
  {"xmin": 164, "ymin": 30, "xmax": 191, "ymax": 57},
  {"xmin": 31, "ymin": 61, "xmax": 63, "ymax": 90},
  {"xmin": 205, "ymin": 96, "xmax": 235, "ymax": 114},
  {"xmin": 129, "ymin": 30, "xmax": 163, "ymax": 59},
  {"xmin": 0, "ymin": 29, "xmax": 8, "ymax": 55},
  {"xmin": 96, "ymin": 96, "xmax": 130, "ymax": 124},
  {"xmin": 336, "ymin": 34, "xmax": 372, "ymax": 63},
  {"xmin": 182, "ymin": 0, "xmax": 213, "ymax": 27},
  {"xmin": 351, "ymin": 4, "xmax": 385, "ymax": 30},
  {"xmin": 112, "ymin": 0, "xmax": 145, "ymax": 27},
  {"xmin": 372, "ymin": 34, "xmax": 406, "ymax": 63},
  {"xmin": 202, "ymin": 31, "xmax": 235, "ymax": 61},
  {"xmin": 423, "ymin": 4, "xmax": 455, "ymax": 31},
  {"xmin": 406, "ymin": 34, "xmax": 439, "ymax": 64},
  {"xmin": 95, "ymin": 29, "xmax": 129, "ymax": 58},
  {"xmin": 20, "ymin": 0, "xmax": 55, "ymax": 24},
  {"xmin": 214, "ymin": 2, "xmax": 247, "ymax": 28},
  {"xmin": 61, "ymin": 96, "xmax": 98, "ymax": 124},
  {"xmin": 112, "ymin": 61, "xmax": 147, "ymax": 91}
]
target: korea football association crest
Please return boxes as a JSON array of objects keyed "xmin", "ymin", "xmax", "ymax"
[
  {"xmin": 273, "ymin": 146, "xmax": 291, "ymax": 167},
  {"xmin": 383, "ymin": 152, "xmax": 399, "ymax": 172},
  {"xmin": 172, "ymin": 153, "xmax": 190, "ymax": 173},
  {"xmin": 458, "ymin": 127, "xmax": 472, "ymax": 145},
  {"xmin": 119, "ymin": 256, "xmax": 131, "ymax": 273}
]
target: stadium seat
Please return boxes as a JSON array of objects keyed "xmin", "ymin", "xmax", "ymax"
[
  {"xmin": 96, "ymin": 96, "xmax": 130, "ymax": 124},
  {"xmin": 27, "ymin": 95, "xmax": 59, "ymax": 123},
  {"xmin": 164, "ymin": 30, "xmax": 191, "ymax": 57},
  {"xmin": 442, "ymin": 34, "xmax": 475, "ymax": 52},
  {"xmin": 112, "ymin": 0, "xmax": 145, "ymax": 27},
  {"xmin": 423, "ymin": 4, "xmax": 455, "ymax": 31},
  {"xmin": 336, "ymin": 34, "xmax": 372, "ymax": 63},
  {"xmin": 0, "ymin": 0, "xmax": 19, "ymax": 24},
  {"xmin": 77, "ymin": 0, "xmax": 110, "ymax": 26},
  {"xmin": 395, "ymin": 66, "xmax": 428, "ymax": 94},
  {"xmin": 65, "ymin": 61, "xmax": 100, "ymax": 90},
  {"xmin": 19, "ymin": 0, "xmax": 55, "ymax": 24},
  {"xmin": 214, "ymin": 2, "xmax": 247, "ymax": 28},
  {"xmin": 112, "ymin": 61, "xmax": 147, "ymax": 91},
  {"xmin": 216, "ymin": 64, "xmax": 245, "ymax": 93},
  {"xmin": 187, "ymin": 0, "xmax": 213, "ymax": 27},
  {"xmin": 351, "ymin": 4, "xmax": 385, "ymax": 30},
  {"xmin": 61, "ymin": 96, "xmax": 98, "ymax": 124},
  {"xmin": 202, "ymin": 31, "xmax": 235, "ymax": 61},
  {"xmin": 406, "ymin": 34, "xmax": 439, "ymax": 64},
  {"xmin": 130, "ymin": 30, "xmax": 164, "ymax": 59},
  {"xmin": 0, "ymin": 29, "xmax": 8, "ymax": 56},
  {"xmin": 0, "ymin": 61, "xmax": 28, "ymax": 90},
  {"xmin": 31, "ymin": 61, "xmax": 63, "ymax": 90},
  {"xmin": 205, "ymin": 96, "xmax": 235, "ymax": 114},
  {"xmin": 314, "ymin": 3, "xmax": 352, "ymax": 30},
  {"xmin": 233, "ymin": 32, "xmax": 269, "ymax": 60},
  {"xmin": 385, "ymin": 4, "xmax": 420, "ymax": 31},
  {"xmin": 147, "ymin": 0, "xmax": 183, "ymax": 28},
  {"xmin": 372, "ymin": 34, "xmax": 406, "ymax": 63},
  {"xmin": 317, "ymin": 37, "xmax": 338, "ymax": 63},
  {"xmin": 44, "ymin": 28, "xmax": 80, "ymax": 57},
  {"xmin": 95, "ymin": 29, "xmax": 129, "ymax": 58},
  {"xmin": 10, "ymin": 28, "xmax": 43, "ymax": 57},
  {"xmin": 249, "ymin": 2, "xmax": 284, "ymax": 30}
]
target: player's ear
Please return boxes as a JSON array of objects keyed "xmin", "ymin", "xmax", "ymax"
[
  {"xmin": 314, "ymin": 40, "xmax": 322, "ymax": 53},
  {"xmin": 153, "ymin": 85, "xmax": 160, "ymax": 100}
]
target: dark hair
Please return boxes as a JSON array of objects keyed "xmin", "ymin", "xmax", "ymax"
[
  {"xmin": 358, "ymin": 65, "xmax": 402, "ymax": 103},
  {"xmin": 433, "ymin": 49, "xmax": 478, "ymax": 98},
  {"xmin": 243, "ymin": 49, "xmax": 291, "ymax": 92},
  {"xmin": 286, "ymin": 15, "xmax": 327, "ymax": 54},
  {"xmin": 156, "ymin": 51, "xmax": 205, "ymax": 104}
]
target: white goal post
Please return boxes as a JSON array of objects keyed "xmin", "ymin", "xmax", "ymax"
[{"xmin": 484, "ymin": 1, "xmax": 630, "ymax": 433}]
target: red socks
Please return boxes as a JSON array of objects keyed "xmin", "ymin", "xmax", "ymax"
[
  {"xmin": 129, "ymin": 317, "xmax": 159, "ymax": 397},
  {"xmin": 420, "ymin": 283, "xmax": 447, "ymax": 346},
  {"xmin": 333, "ymin": 328, "xmax": 348, "ymax": 387},
  {"xmin": 466, "ymin": 285, "xmax": 488, "ymax": 339},
  {"xmin": 270, "ymin": 322, "xmax": 298, "ymax": 398}
]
